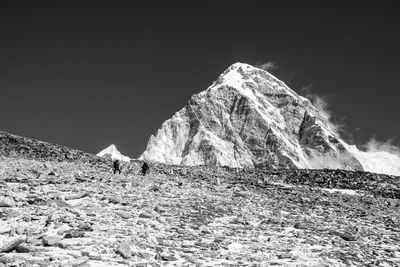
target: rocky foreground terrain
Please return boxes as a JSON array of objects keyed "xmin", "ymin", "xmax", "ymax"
[
  {"xmin": 0, "ymin": 154, "xmax": 399, "ymax": 267},
  {"xmin": 0, "ymin": 131, "xmax": 400, "ymax": 266}
]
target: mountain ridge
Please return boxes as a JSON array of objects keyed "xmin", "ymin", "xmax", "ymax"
[{"xmin": 0, "ymin": 130, "xmax": 100, "ymax": 163}]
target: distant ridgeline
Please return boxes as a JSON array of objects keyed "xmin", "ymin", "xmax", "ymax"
[{"xmin": 0, "ymin": 130, "xmax": 102, "ymax": 164}]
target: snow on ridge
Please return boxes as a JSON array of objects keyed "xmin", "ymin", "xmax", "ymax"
[
  {"xmin": 348, "ymin": 146, "xmax": 400, "ymax": 176},
  {"xmin": 97, "ymin": 144, "xmax": 131, "ymax": 162},
  {"xmin": 230, "ymin": 62, "xmax": 307, "ymax": 101}
]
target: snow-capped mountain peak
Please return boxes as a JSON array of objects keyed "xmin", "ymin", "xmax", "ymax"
[
  {"xmin": 140, "ymin": 62, "xmax": 400, "ymax": 176},
  {"xmin": 97, "ymin": 144, "xmax": 131, "ymax": 162}
]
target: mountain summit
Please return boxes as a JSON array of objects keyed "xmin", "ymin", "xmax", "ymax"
[
  {"xmin": 97, "ymin": 144, "xmax": 130, "ymax": 162},
  {"xmin": 140, "ymin": 63, "xmax": 400, "ymax": 176}
]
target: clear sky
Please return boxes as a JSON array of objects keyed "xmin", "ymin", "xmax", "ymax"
[{"xmin": 1, "ymin": 1, "xmax": 399, "ymax": 158}]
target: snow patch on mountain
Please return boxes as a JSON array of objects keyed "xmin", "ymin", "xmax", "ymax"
[{"xmin": 97, "ymin": 144, "xmax": 131, "ymax": 162}]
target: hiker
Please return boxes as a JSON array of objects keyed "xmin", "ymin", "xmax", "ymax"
[
  {"xmin": 113, "ymin": 159, "xmax": 122, "ymax": 174},
  {"xmin": 141, "ymin": 162, "xmax": 149, "ymax": 176}
]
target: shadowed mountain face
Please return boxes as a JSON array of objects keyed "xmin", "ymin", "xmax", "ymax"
[{"xmin": 140, "ymin": 63, "xmax": 365, "ymax": 171}]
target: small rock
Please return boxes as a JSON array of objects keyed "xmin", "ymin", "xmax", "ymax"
[
  {"xmin": 0, "ymin": 255, "xmax": 14, "ymax": 264},
  {"xmin": 61, "ymin": 216, "xmax": 73, "ymax": 224},
  {"xmin": 160, "ymin": 255, "xmax": 178, "ymax": 261},
  {"xmin": 0, "ymin": 235, "xmax": 27, "ymax": 253},
  {"xmin": 46, "ymin": 213, "xmax": 60, "ymax": 225},
  {"xmin": 92, "ymin": 224, "xmax": 108, "ymax": 231},
  {"xmin": 329, "ymin": 230, "xmax": 356, "ymax": 241},
  {"xmin": 154, "ymin": 206, "xmax": 167, "ymax": 213},
  {"xmin": 115, "ymin": 211, "xmax": 131, "ymax": 219},
  {"xmin": 138, "ymin": 213, "xmax": 152, "ymax": 219},
  {"xmin": 69, "ymin": 222, "xmax": 79, "ymax": 228},
  {"xmin": 201, "ymin": 229, "xmax": 212, "ymax": 235},
  {"xmin": 116, "ymin": 242, "xmax": 131, "ymax": 259},
  {"xmin": 27, "ymin": 236, "xmax": 43, "ymax": 246},
  {"xmin": 15, "ymin": 226, "xmax": 26, "ymax": 235},
  {"xmin": 150, "ymin": 185, "xmax": 160, "ymax": 192},
  {"xmin": 65, "ymin": 193, "xmax": 88, "ymax": 201},
  {"xmin": 81, "ymin": 251, "xmax": 89, "ymax": 257},
  {"xmin": 0, "ymin": 196, "xmax": 15, "ymax": 207},
  {"xmin": 214, "ymin": 206, "xmax": 226, "ymax": 213},
  {"xmin": 0, "ymin": 224, "xmax": 11, "ymax": 234},
  {"xmin": 64, "ymin": 229, "xmax": 85, "ymax": 238},
  {"xmin": 70, "ymin": 256, "xmax": 89, "ymax": 267},
  {"xmin": 53, "ymin": 198, "xmax": 70, "ymax": 208},
  {"xmin": 57, "ymin": 241, "xmax": 70, "ymax": 249},
  {"xmin": 44, "ymin": 162, "xmax": 52, "ymax": 169},
  {"xmin": 278, "ymin": 253, "xmax": 293, "ymax": 259},
  {"xmin": 23, "ymin": 215, "xmax": 32, "ymax": 222},
  {"xmin": 294, "ymin": 222, "xmax": 307, "ymax": 229},
  {"xmin": 43, "ymin": 236, "xmax": 62, "ymax": 246},
  {"xmin": 233, "ymin": 191, "xmax": 246, "ymax": 198},
  {"xmin": 232, "ymin": 217, "xmax": 249, "ymax": 225},
  {"xmin": 88, "ymin": 254, "xmax": 102, "ymax": 260},
  {"xmin": 262, "ymin": 217, "xmax": 281, "ymax": 225},
  {"xmin": 8, "ymin": 228, "xmax": 16, "ymax": 236},
  {"xmin": 14, "ymin": 245, "xmax": 30, "ymax": 253},
  {"xmin": 78, "ymin": 222, "xmax": 92, "ymax": 231},
  {"xmin": 182, "ymin": 240, "xmax": 195, "ymax": 247},
  {"xmin": 136, "ymin": 219, "xmax": 147, "ymax": 226}
]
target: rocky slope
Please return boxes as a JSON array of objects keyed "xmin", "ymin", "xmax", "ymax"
[
  {"xmin": 0, "ymin": 131, "xmax": 102, "ymax": 164},
  {"xmin": 0, "ymin": 156, "xmax": 399, "ymax": 266},
  {"xmin": 140, "ymin": 63, "xmax": 400, "ymax": 176},
  {"xmin": 0, "ymin": 131, "xmax": 399, "ymax": 266}
]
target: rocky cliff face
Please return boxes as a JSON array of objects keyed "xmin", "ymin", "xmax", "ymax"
[{"xmin": 140, "ymin": 63, "xmax": 365, "ymax": 171}]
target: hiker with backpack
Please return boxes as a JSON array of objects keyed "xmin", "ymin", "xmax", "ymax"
[
  {"xmin": 113, "ymin": 159, "xmax": 122, "ymax": 174},
  {"xmin": 142, "ymin": 162, "xmax": 149, "ymax": 176}
]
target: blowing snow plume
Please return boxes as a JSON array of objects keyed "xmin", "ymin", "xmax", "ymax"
[
  {"xmin": 362, "ymin": 137, "xmax": 400, "ymax": 157},
  {"xmin": 255, "ymin": 61, "xmax": 277, "ymax": 72},
  {"xmin": 301, "ymin": 87, "xmax": 345, "ymax": 136}
]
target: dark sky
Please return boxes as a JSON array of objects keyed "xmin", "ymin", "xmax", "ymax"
[{"xmin": 1, "ymin": 1, "xmax": 399, "ymax": 158}]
